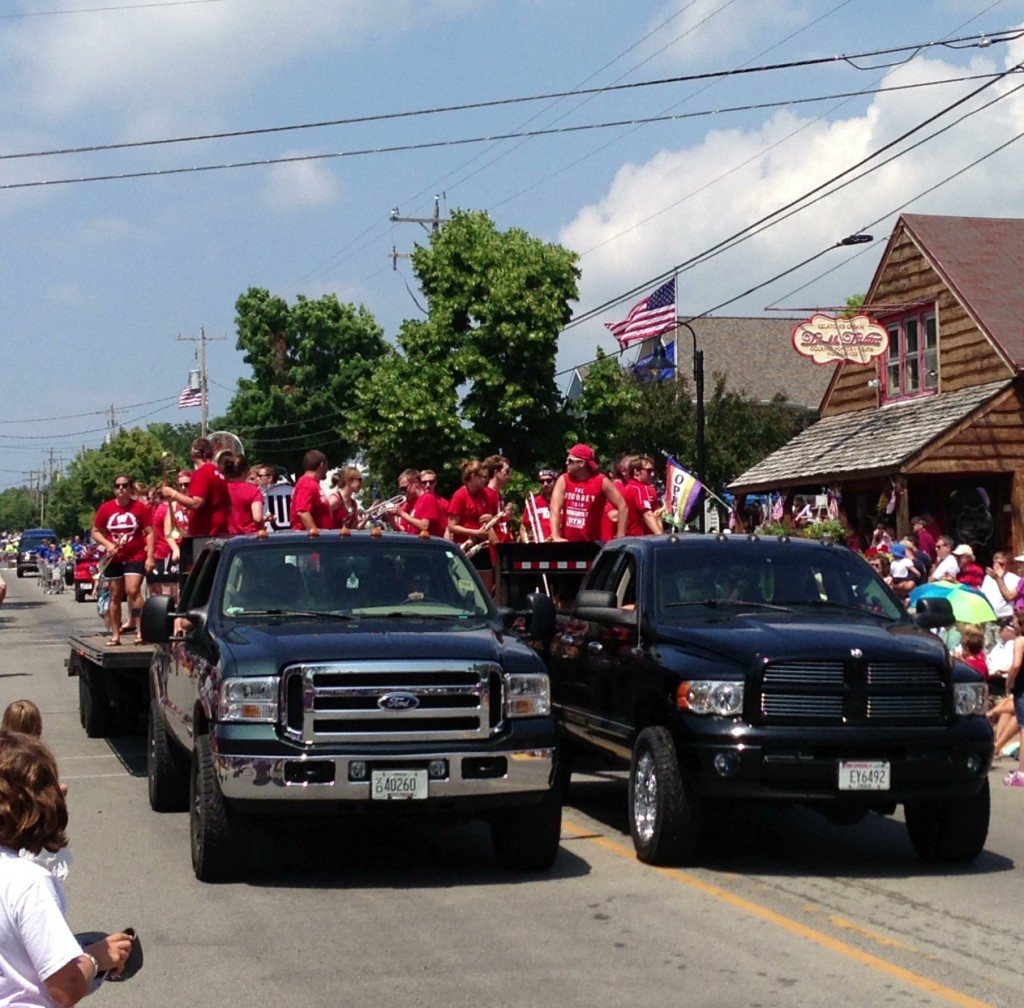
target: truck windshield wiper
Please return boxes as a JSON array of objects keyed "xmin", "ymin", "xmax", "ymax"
[
  {"xmin": 228, "ymin": 609, "xmax": 356, "ymax": 621},
  {"xmin": 368, "ymin": 610, "xmax": 476, "ymax": 620},
  {"xmin": 786, "ymin": 599, "xmax": 900, "ymax": 621},
  {"xmin": 663, "ymin": 598, "xmax": 793, "ymax": 613}
]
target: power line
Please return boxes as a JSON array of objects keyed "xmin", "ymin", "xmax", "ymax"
[
  {"xmin": 0, "ymin": 0, "xmax": 229, "ymax": 18},
  {"xmin": 0, "ymin": 70, "xmax": 1015, "ymax": 194},
  {"xmin": 0, "ymin": 395, "xmax": 179, "ymax": 425},
  {"xmin": 2, "ymin": 29, "xmax": 1017, "ymax": 164}
]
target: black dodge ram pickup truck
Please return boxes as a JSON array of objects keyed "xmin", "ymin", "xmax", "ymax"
[
  {"xmin": 544, "ymin": 533, "xmax": 993, "ymax": 865},
  {"xmin": 142, "ymin": 531, "xmax": 561, "ymax": 881}
]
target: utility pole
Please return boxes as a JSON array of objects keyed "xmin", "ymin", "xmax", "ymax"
[
  {"xmin": 389, "ymin": 194, "xmax": 449, "ymax": 269},
  {"xmin": 178, "ymin": 327, "xmax": 226, "ymax": 437}
]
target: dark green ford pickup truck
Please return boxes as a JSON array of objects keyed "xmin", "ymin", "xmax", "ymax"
[{"xmin": 142, "ymin": 531, "xmax": 561, "ymax": 881}]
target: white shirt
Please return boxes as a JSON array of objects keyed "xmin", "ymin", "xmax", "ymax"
[
  {"xmin": 929, "ymin": 555, "xmax": 959, "ymax": 582},
  {"xmin": 890, "ymin": 558, "xmax": 914, "ymax": 580},
  {"xmin": 981, "ymin": 572, "xmax": 1020, "ymax": 620},
  {"xmin": 987, "ymin": 638, "xmax": 1017, "ymax": 674},
  {"xmin": 0, "ymin": 848, "xmax": 83, "ymax": 1007}
]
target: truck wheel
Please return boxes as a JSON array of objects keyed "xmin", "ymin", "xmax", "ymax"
[
  {"xmin": 75, "ymin": 586, "xmax": 87, "ymax": 603},
  {"xmin": 79, "ymin": 666, "xmax": 111, "ymax": 739},
  {"xmin": 629, "ymin": 726, "xmax": 702, "ymax": 865},
  {"xmin": 904, "ymin": 779, "xmax": 990, "ymax": 863},
  {"xmin": 491, "ymin": 792, "xmax": 563, "ymax": 871},
  {"xmin": 191, "ymin": 734, "xmax": 246, "ymax": 882},
  {"xmin": 148, "ymin": 700, "xmax": 188, "ymax": 812}
]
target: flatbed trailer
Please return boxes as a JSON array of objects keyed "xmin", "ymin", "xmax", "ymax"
[{"xmin": 66, "ymin": 633, "xmax": 155, "ymax": 738}]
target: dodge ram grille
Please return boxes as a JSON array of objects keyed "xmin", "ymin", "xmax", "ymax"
[
  {"xmin": 281, "ymin": 660, "xmax": 502, "ymax": 744},
  {"xmin": 757, "ymin": 659, "xmax": 947, "ymax": 725}
]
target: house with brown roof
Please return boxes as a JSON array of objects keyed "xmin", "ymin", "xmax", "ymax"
[{"xmin": 729, "ymin": 213, "xmax": 1024, "ymax": 559}]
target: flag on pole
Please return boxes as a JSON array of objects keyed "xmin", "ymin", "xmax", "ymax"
[
  {"xmin": 178, "ymin": 386, "xmax": 203, "ymax": 409},
  {"xmin": 605, "ymin": 278, "xmax": 676, "ymax": 349},
  {"xmin": 664, "ymin": 455, "xmax": 703, "ymax": 526}
]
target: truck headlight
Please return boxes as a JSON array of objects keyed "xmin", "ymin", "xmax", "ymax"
[
  {"xmin": 505, "ymin": 672, "xmax": 550, "ymax": 718},
  {"xmin": 954, "ymin": 681, "xmax": 988, "ymax": 716},
  {"xmin": 676, "ymin": 680, "xmax": 744, "ymax": 716},
  {"xmin": 216, "ymin": 677, "xmax": 279, "ymax": 723}
]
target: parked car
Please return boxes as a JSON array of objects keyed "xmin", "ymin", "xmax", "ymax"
[
  {"xmin": 16, "ymin": 528, "xmax": 58, "ymax": 579},
  {"xmin": 73, "ymin": 548, "xmax": 103, "ymax": 603}
]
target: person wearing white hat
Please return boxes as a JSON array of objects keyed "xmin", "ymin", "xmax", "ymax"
[{"xmin": 953, "ymin": 543, "xmax": 984, "ymax": 589}]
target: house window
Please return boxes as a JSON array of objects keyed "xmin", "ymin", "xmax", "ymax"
[{"xmin": 882, "ymin": 309, "xmax": 937, "ymax": 401}]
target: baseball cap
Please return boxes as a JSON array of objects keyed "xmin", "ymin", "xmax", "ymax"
[
  {"xmin": 952, "ymin": 544, "xmax": 974, "ymax": 557},
  {"xmin": 889, "ymin": 543, "xmax": 906, "ymax": 558},
  {"xmin": 1014, "ymin": 555, "xmax": 1024, "ymax": 562}
]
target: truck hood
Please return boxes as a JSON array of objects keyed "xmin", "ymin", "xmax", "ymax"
[
  {"xmin": 651, "ymin": 613, "xmax": 946, "ymax": 670},
  {"xmin": 219, "ymin": 618, "xmax": 516, "ymax": 668}
]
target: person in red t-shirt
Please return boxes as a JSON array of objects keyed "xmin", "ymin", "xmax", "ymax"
[
  {"xmin": 291, "ymin": 450, "xmax": 335, "ymax": 534},
  {"xmin": 522, "ymin": 468, "xmax": 557, "ymax": 541},
  {"xmin": 161, "ymin": 437, "xmax": 231, "ymax": 540},
  {"xmin": 600, "ymin": 454, "xmax": 631, "ymax": 542},
  {"xmin": 392, "ymin": 468, "xmax": 448, "ymax": 538},
  {"xmin": 92, "ymin": 474, "xmax": 154, "ymax": 645},
  {"xmin": 419, "ymin": 470, "xmax": 450, "ymax": 539},
  {"xmin": 222, "ymin": 453, "xmax": 265, "ymax": 535},
  {"xmin": 550, "ymin": 444, "xmax": 626, "ymax": 543},
  {"xmin": 621, "ymin": 454, "xmax": 665, "ymax": 537},
  {"xmin": 953, "ymin": 544, "xmax": 985, "ymax": 589},
  {"xmin": 448, "ymin": 459, "xmax": 497, "ymax": 591}
]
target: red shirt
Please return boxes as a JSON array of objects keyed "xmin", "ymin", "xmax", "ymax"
[
  {"xmin": 600, "ymin": 478, "xmax": 625, "ymax": 542},
  {"xmin": 448, "ymin": 484, "xmax": 489, "ymax": 546},
  {"xmin": 228, "ymin": 480, "xmax": 263, "ymax": 535},
  {"xmin": 188, "ymin": 462, "xmax": 231, "ymax": 537},
  {"xmin": 291, "ymin": 473, "xmax": 335, "ymax": 530},
  {"xmin": 560, "ymin": 472, "xmax": 607, "ymax": 542},
  {"xmin": 409, "ymin": 492, "xmax": 448, "ymax": 538},
  {"xmin": 622, "ymin": 481, "xmax": 657, "ymax": 536},
  {"xmin": 957, "ymin": 562, "xmax": 984, "ymax": 590},
  {"xmin": 93, "ymin": 499, "xmax": 152, "ymax": 563},
  {"xmin": 485, "ymin": 486, "xmax": 512, "ymax": 543},
  {"xmin": 152, "ymin": 502, "xmax": 171, "ymax": 561},
  {"xmin": 528, "ymin": 493, "xmax": 552, "ymax": 541}
]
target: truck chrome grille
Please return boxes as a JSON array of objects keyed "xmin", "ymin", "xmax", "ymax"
[
  {"xmin": 757, "ymin": 659, "xmax": 947, "ymax": 725},
  {"xmin": 281, "ymin": 661, "xmax": 502, "ymax": 744}
]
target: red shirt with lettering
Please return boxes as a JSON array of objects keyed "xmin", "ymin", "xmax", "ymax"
[
  {"xmin": 291, "ymin": 473, "xmax": 335, "ymax": 530},
  {"xmin": 187, "ymin": 462, "xmax": 231, "ymax": 537},
  {"xmin": 622, "ymin": 481, "xmax": 657, "ymax": 536},
  {"xmin": 560, "ymin": 472, "xmax": 607, "ymax": 542},
  {"xmin": 93, "ymin": 498, "xmax": 152, "ymax": 562}
]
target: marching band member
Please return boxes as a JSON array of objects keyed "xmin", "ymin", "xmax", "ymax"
[
  {"xmin": 622, "ymin": 454, "xmax": 664, "ymax": 536},
  {"xmin": 419, "ymin": 470, "xmax": 451, "ymax": 539},
  {"xmin": 161, "ymin": 438, "xmax": 230, "ymax": 538},
  {"xmin": 549, "ymin": 444, "xmax": 626, "ymax": 543},
  {"xmin": 329, "ymin": 466, "xmax": 366, "ymax": 529},
  {"xmin": 290, "ymin": 450, "xmax": 335, "ymax": 536},
  {"xmin": 222, "ymin": 454, "xmax": 264, "ymax": 535},
  {"xmin": 522, "ymin": 469, "xmax": 556, "ymax": 541},
  {"xmin": 393, "ymin": 469, "xmax": 448, "ymax": 537},
  {"xmin": 448, "ymin": 460, "xmax": 496, "ymax": 591}
]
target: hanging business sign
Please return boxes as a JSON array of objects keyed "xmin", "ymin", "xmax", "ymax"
[{"xmin": 791, "ymin": 313, "xmax": 889, "ymax": 366}]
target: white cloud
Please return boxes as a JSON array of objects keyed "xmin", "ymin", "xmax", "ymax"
[
  {"xmin": 557, "ymin": 43, "xmax": 1024, "ymax": 369},
  {"xmin": 262, "ymin": 155, "xmax": 339, "ymax": 209}
]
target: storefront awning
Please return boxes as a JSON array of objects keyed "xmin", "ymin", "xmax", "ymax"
[{"xmin": 728, "ymin": 379, "xmax": 1010, "ymax": 494}]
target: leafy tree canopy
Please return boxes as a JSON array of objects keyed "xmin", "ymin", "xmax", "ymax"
[
  {"xmin": 0, "ymin": 488, "xmax": 37, "ymax": 533},
  {"xmin": 224, "ymin": 289, "xmax": 388, "ymax": 473}
]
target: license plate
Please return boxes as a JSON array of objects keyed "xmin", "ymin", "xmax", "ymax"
[
  {"xmin": 838, "ymin": 760, "xmax": 890, "ymax": 790},
  {"xmin": 371, "ymin": 769, "xmax": 428, "ymax": 800}
]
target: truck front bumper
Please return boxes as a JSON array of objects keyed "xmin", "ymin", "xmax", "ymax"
[{"xmin": 215, "ymin": 746, "xmax": 555, "ymax": 802}]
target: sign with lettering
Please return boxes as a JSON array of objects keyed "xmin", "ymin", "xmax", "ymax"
[{"xmin": 791, "ymin": 313, "xmax": 889, "ymax": 366}]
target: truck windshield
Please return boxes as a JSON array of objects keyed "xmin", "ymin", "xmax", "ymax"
[
  {"xmin": 653, "ymin": 543, "xmax": 904, "ymax": 621},
  {"xmin": 221, "ymin": 542, "xmax": 492, "ymax": 619}
]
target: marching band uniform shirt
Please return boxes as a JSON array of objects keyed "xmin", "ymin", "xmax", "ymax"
[
  {"xmin": 291, "ymin": 474, "xmax": 336, "ymax": 530},
  {"xmin": 151, "ymin": 502, "xmax": 171, "ymax": 561},
  {"xmin": 187, "ymin": 461, "xmax": 231, "ymax": 537},
  {"xmin": 531, "ymin": 493, "xmax": 552, "ymax": 541},
  {"xmin": 410, "ymin": 492, "xmax": 448, "ymax": 538},
  {"xmin": 600, "ymin": 479, "xmax": 625, "ymax": 542},
  {"xmin": 448, "ymin": 485, "xmax": 489, "ymax": 547},
  {"xmin": 622, "ymin": 480, "xmax": 657, "ymax": 536},
  {"xmin": 561, "ymin": 472, "xmax": 607, "ymax": 543},
  {"xmin": 227, "ymin": 481, "xmax": 263, "ymax": 535},
  {"xmin": 93, "ymin": 498, "xmax": 152, "ymax": 562}
]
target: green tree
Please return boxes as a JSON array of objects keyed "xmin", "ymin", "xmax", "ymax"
[
  {"xmin": 0, "ymin": 487, "xmax": 37, "ymax": 531},
  {"xmin": 224, "ymin": 289, "xmax": 388, "ymax": 472}
]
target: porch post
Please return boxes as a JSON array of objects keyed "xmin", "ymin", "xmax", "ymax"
[{"xmin": 1012, "ymin": 470, "xmax": 1024, "ymax": 559}]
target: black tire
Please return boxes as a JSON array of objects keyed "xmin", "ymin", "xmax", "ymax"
[
  {"xmin": 148, "ymin": 699, "xmax": 189, "ymax": 812},
  {"xmin": 904, "ymin": 780, "xmax": 990, "ymax": 863},
  {"xmin": 75, "ymin": 586, "xmax": 88, "ymax": 603},
  {"xmin": 491, "ymin": 791, "xmax": 563, "ymax": 871},
  {"xmin": 16, "ymin": 568, "xmax": 23, "ymax": 579},
  {"xmin": 190, "ymin": 733, "xmax": 246, "ymax": 882},
  {"xmin": 78, "ymin": 665, "xmax": 111, "ymax": 739},
  {"xmin": 628, "ymin": 726, "xmax": 703, "ymax": 865}
]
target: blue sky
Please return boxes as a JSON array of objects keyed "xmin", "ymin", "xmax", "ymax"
[{"xmin": 3, "ymin": 0, "xmax": 1024, "ymax": 488}]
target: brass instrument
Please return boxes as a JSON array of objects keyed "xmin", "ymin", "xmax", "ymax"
[
  {"xmin": 160, "ymin": 452, "xmax": 182, "ymax": 541},
  {"xmin": 209, "ymin": 430, "xmax": 244, "ymax": 461},
  {"xmin": 364, "ymin": 494, "xmax": 406, "ymax": 522},
  {"xmin": 464, "ymin": 503, "xmax": 513, "ymax": 557}
]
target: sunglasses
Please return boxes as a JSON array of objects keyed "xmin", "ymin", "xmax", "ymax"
[
  {"xmin": 114, "ymin": 482, "xmax": 131, "ymax": 489},
  {"xmin": 421, "ymin": 479, "xmax": 435, "ymax": 485}
]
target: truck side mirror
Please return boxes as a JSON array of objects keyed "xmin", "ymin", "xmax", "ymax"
[
  {"xmin": 525, "ymin": 592, "xmax": 556, "ymax": 640},
  {"xmin": 141, "ymin": 595, "xmax": 173, "ymax": 644},
  {"xmin": 913, "ymin": 596, "xmax": 955, "ymax": 629}
]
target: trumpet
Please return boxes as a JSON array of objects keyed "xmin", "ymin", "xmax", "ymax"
[
  {"xmin": 364, "ymin": 494, "xmax": 405, "ymax": 522},
  {"xmin": 160, "ymin": 452, "xmax": 182, "ymax": 541}
]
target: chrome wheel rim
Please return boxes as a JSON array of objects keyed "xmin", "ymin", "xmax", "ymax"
[{"xmin": 633, "ymin": 750, "xmax": 657, "ymax": 843}]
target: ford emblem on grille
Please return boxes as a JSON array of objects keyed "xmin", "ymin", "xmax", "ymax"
[
  {"xmin": 850, "ymin": 648, "xmax": 863, "ymax": 659},
  {"xmin": 378, "ymin": 691, "xmax": 419, "ymax": 711}
]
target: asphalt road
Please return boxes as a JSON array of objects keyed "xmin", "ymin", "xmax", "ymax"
[{"xmin": 1, "ymin": 571, "xmax": 1021, "ymax": 1008}]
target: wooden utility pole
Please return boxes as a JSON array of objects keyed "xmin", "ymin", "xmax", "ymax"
[
  {"xmin": 178, "ymin": 327, "xmax": 226, "ymax": 437},
  {"xmin": 388, "ymin": 194, "xmax": 449, "ymax": 269}
]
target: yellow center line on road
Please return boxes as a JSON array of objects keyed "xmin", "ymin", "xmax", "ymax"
[{"xmin": 562, "ymin": 818, "xmax": 994, "ymax": 1008}]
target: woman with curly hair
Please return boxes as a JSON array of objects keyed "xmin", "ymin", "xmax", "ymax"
[{"xmin": 0, "ymin": 731, "xmax": 133, "ymax": 1006}]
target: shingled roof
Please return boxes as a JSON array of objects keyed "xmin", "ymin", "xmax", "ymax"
[
  {"xmin": 728, "ymin": 379, "xmax": 1010, "ymax": 494},
  {"xmin": 873, "ymin": 214, "xmax": 1024, "ymax": 370}
]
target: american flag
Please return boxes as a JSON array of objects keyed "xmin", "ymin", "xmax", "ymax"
[
  {"xmin": 605, "ymin": 278, "xmax": 676, "ymax": 349},
  {"xmin": 178, "ymin": 386, "xmax": 203, "ymax": 409}
]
